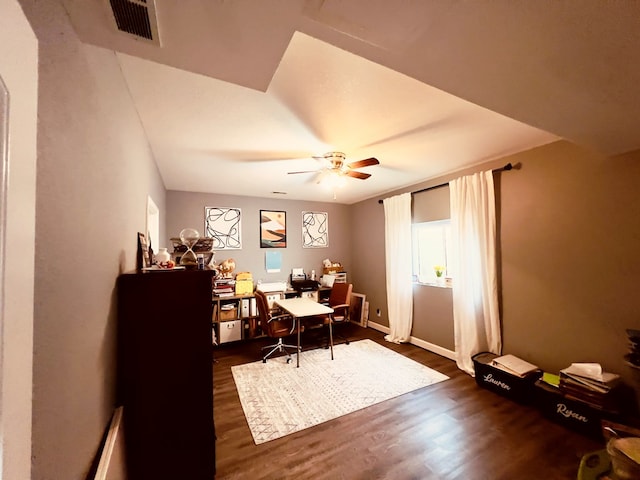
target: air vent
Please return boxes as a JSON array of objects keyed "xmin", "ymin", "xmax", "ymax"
[{"xmin": 107, "ymin": 0, "xmax": 160, "ymax": 45}]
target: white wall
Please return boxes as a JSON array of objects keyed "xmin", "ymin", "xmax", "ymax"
[{"xmin": 0, "ymin": 1, "xmax": 38, "ymax": 479}]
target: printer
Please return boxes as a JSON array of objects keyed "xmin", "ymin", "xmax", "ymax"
[{"xmin": 290, "ymin": 269, "xmax": 319, "ymax": 295}]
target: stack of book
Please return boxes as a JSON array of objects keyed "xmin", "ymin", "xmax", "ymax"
[
  {"xmin": 625, "ymin": 329, "xmax": 640, "ymax": 369},
  {"xmin": 213, "ymin": 278, "xmax": 235, "ymax": 297},
  {"xmin": 491, "ymin": 354, "xmax": 540, "ymax": 378},
  {"xmin": 559, "ymin": 363, "xmax": 621, "ymax": 411}
]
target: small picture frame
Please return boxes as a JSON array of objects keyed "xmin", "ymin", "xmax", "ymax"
[
  {"xmin": 137, "ymin": 232, "xmax": 151, "ymax": 270},
  {"xmin": 260, "ymin": 210, "xmax": 286, "ymax": 248},
  {"xmin": 350, "ymin": 293, "xmax": 368, "ymax": 327}
]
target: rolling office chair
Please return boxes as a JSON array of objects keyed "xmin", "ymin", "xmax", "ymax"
[
  {"xmin": 255, "ymin": 290, "xmax": 302, "ymax": 363},
  {"xmin": 312, "ymin": 282, "xmax": 352, "ymax": 346}
]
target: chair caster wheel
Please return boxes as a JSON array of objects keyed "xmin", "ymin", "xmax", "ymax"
[{"xmin": 286, "ymin": 357, "xmax": 292, "ymax": 364}]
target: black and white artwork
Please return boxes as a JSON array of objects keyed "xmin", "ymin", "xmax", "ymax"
[
  {"xmin": 204, "ymin": 207, "xmax": 242, "ymax": 250},
  {"xmin": 302, "ymin": 211, "xmax": 328, "ymax": 248}
]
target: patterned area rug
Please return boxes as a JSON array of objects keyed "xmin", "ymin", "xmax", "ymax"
[{"xmin": 231, "ymin": 339, "xmax": 449, "ymax": 444}]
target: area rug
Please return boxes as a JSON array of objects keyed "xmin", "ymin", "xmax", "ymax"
[{"xmin": 231, "ymin": 339, "xmax": 449, "ymax": 444}]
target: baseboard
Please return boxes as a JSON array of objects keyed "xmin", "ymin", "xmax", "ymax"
[
  {"xmin": 409, "ymin": 336, "xmax": 456, "ymax": 361},
  {"xmin": 94, "ymin": 406, "xmax": 126, "ymax": 480},
  {"xmin": 366, "ymin": 320, "xmax": 389, "ymax": 334},
  {"xmin": 366, "ymin": 322, "xmax": 456, "ymax": 361}
]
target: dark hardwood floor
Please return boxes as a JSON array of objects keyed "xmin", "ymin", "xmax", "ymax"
[{"xmin": 212, "ymin": 324, "xmax": 603, "ymax": 479}]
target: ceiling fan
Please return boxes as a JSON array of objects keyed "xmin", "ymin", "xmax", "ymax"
[{"xmin": 288, "ymin": 152, "xmax": 380, "ymax": 180}]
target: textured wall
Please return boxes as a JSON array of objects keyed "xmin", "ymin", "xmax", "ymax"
[
  {"xmin": 18, "ymin": 1, "xmax": 166, "ymax": 478},
  {"xmin": 500, "ymin": 142, "xmax": 640, "ymax": 380},
  {"xmin": 352, "ymin": 140, "xmax": 640, "ymax": 395}
]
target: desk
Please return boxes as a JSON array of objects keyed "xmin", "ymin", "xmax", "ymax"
[{"xmin": 275, "ymin": 297, "xmax": 334, "ymax": 367}]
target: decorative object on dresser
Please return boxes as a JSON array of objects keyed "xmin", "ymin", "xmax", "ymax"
[
  {"xmin": 136, "ymin": 232, "xmax": 151, "ymax": 270},
  {"xmin": 117, "ymin": 268, "xmax": 216, "ymax": 478},
  {"xmin": 170, "ymin": 233, "xmax": 214, "ymax": 267},
  {"xmin": 178, "ymin": 227, "xmax": 200, "ymax": 265},
  {"xmin": 154, "ymin": 247, "xmax": 172, "ymax": 268}
]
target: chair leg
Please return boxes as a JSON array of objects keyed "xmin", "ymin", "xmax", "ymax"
[
  {"xmin": 317, "ymin": 321, "xmax": 349, "ymax": 348},
  {"xmin": 261, "ymin": 337, "xmax": 300, "ymax": 363},
  {"xmin": 332, "ymin": 321, "xmax": 350, "ymax": 345}
]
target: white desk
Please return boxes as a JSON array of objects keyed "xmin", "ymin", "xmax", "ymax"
[{"xmin": 274, "ymin": 297, "xmax": 334, "ymax": 367}]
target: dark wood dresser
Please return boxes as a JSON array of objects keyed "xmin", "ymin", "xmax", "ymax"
[{"xmin": 117, "ymin": 268, "xmax": 216, "ymax": 479}]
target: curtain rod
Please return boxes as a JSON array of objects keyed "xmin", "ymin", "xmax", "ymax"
[{"xmin": 377, "ymin": 162, "xmax": 513, "ymax": 204}]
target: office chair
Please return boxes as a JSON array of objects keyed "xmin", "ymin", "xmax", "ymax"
[
  {"xmin": 255, "ymin": 290, "xmax": 302, "ymax": 363},
  {"xmin": 312, "ymin": 282, "xmax": 352, "ymax": 346}
]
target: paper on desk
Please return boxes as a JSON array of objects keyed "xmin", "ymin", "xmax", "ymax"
[{"xmin": 292, "ymin": 268, "xmax": 304, "ymax": 276}]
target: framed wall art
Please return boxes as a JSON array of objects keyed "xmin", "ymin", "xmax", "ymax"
[
  {"xmin": 204, "ymin": 206, "xmax": 242, "ymax": 250},
  {"xmin": 260, "ymin": 210, "xmax": 286, "ymax": 248},
  {"xmin": 302, "ymin": 211, "xmax": 328, "ymax": 248},
  {"xmin": 350, "ymin": 293, "xmax": 368, "ymax": 327},
  {"xmin": 137, "ymin": 232, "xmax": 151, "ymax": 270}
]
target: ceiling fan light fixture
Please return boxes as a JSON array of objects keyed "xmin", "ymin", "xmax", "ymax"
[
  {"xmin": 318, "ymin": 170, "xmax": 347, "ymax": 189},
  {"xmin": 288, "ymin": 152, "xmax": 379, "ymax": 196}
]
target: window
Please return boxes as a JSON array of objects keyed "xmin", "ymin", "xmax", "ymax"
[{"xmin": 412, "ymin": 219, "xmax": 452, "ymax": 284}]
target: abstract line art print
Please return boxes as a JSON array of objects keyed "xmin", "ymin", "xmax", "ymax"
[
  {"xmin": 204, "ymin": 207, "xmax": 242, "ymax": 250},
  {"xmin": 302, "ymin": 211, "xmax": 328, "ymax": 248}
]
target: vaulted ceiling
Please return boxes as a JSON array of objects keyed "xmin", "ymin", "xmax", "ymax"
[{"xmin": 62, "ymin": 0, "xmax": 640, "ymax": 204}]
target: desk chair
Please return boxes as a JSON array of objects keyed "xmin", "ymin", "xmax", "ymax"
[
  {"xmin": 255, "ymin": 290, "xmax": 302, "ymax": 363},
  {"xmin": 312, "ymin": 282, "xmax": 352, "ymax": 346}
]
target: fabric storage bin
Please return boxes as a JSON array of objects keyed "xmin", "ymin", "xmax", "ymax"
[
  {"xmin": 472, "ymin": 352, "xmax": 542, "ymax": 404},
  {"xmin": 219, "ymin": 320, "xmax": 242, "ymax": 343},
  {"xmin": 535, "ymin": 380, "xmax": 620, "ymax": 439}
]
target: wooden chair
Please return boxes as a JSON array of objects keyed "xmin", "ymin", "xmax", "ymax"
[{"xmin": 255, "ymin": 290, "xmax": 302, "ymax": 363}]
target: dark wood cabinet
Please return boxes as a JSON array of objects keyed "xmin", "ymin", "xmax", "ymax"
[{"xmin": 117, "ymin": 268, "xmax": 216, "ymax": 479}]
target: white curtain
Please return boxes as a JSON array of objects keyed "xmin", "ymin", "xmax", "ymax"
[
  {"xmin": 383, "ymin": 193, "xmax": 413, "ymax": 343},
  {"xmin": 449, "ymin": 171, "xmax": 501, "ymax": 375}
]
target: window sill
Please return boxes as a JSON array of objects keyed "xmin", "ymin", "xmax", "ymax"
[{"xmin": 413, "ymin": 281, "xmax": 452, "ymax": 289}]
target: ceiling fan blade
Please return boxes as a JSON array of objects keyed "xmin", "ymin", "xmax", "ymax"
[
  {"xmin": 347, "ymin": 157, "xmax": 379, "ymax": 169},
  {"xmin": 346, "ymin": 170, "xmax": 371, "ymax": 180},
  {"xmin": 288, "ymin": 170, "xmax": 317, "ymax": 175}
]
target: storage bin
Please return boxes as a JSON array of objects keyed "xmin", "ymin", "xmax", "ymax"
[
  {"xmin": 219, "ymin": 307, "xmax": 237, "ymax": 321},
  {"xmin": 219, "ymin": 320, "xmax": 242, "ymax": 343},
  {"xmin": 323, "ymin": 265, "xmax": 343, "ymax": 275},
  {"xmin": 472, "ymin": 352, "xmax": 542, "ymax": 404},
  {"xmin": 535, "ymin": 380, "xmax": 620, "ymax": 439}
]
